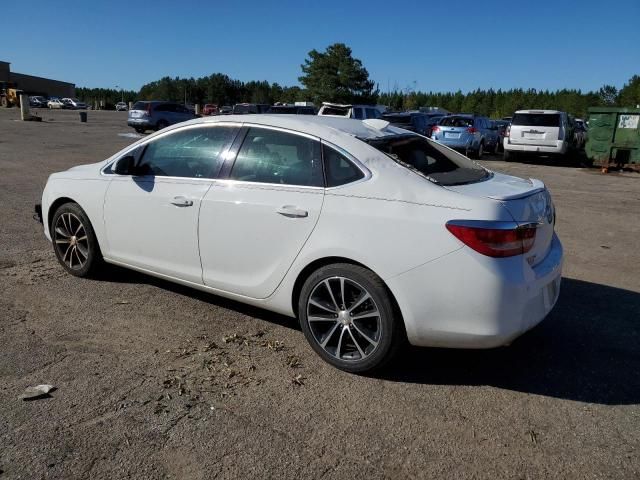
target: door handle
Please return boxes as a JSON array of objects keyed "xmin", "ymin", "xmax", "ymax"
[
  {"xmin": 276, "ymin": 205, "xmax": 308, "ymax": 218},
  {"xmin": 171, "ymin": 196, "xmax": 194, "ymax": 207}
]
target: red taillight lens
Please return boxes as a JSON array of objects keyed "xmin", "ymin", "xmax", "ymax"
[
  {"xmin": 446, "ymin": 222, "xmax": 537, "ymax": 258},
  {"xmin": 432, "ymin": 126, "xmax": 440, "ymax": 134},
  {"xmin": 505, "ymin": 125, "xmax": 511, "ymax": 137},
  {"xmin": 466, "ymin": 127, "xmax": 478, "ymax": 133}
]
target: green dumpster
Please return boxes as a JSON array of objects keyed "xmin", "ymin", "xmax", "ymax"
[{"xmin": 586, "ymin": 107, "xmax": 640, "ymax": 172}]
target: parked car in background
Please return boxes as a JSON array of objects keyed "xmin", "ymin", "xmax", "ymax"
[
  {"xmin": 62, "ymin": 98, "xmax": 88, "ymax": 109},
  {"xmin": 37, "ymin": 114, "xmax": 563, "ymax": 373},
  {"xmin": 381, "ymin": 111, "xmax": 433, "ymax": 136},
  {"xmin": 29, "ymin": 96, "xmax": 48, "ymax": 108},
  {"xmin": 202, "ymin": 104, "xmax": 219, "ymax": 116},
  {"xmin": 232, "ymin": 103, "xmax": 270, "ymax": 114},
  {"xmin": 47, "ymin": 98, "xmax": 66, "ymax": 109},
  {"xmin": 573, "ymin": 118, "xmax": 588, "ymax": 149},
  {"xmin": 267, "ymin": 105, "xmax": 316, "ymax": 115},
  {"xmin": 127, "ymin": 101, "xmax": 197, "ymax": 133},
  {"xmin": 317, "ymin": 102, "xmax": 382, "ymax": 119},
  {"xmin": 115, "ymin": 102, "xmax": 128, "ymax": 111},
  {"xmin": 492, "ymin": 120, "xmax": 511, "ymax": 152},
  {"xmin": 219, "ymin": 105, "xmax": 233, "ymax": 115},
  {"xmin": 503, "ymin": 110, "xmax": 573, "ymax": 161},
  {"xmin": 431, "ymin": 114, "xmax": 498, "ymax": 158}
]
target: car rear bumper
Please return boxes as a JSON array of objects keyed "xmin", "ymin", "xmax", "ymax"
[
  {"xmin": 504, "ymin": 139, "xmax": 567, "ymax": 155},
  {"xmin": 387, "ymin": 233, "xmax": 563, "ymax": 348},
  {"xmin": 127, "ymin": 119, "xmax": 153, "ymax": 128},
  {"xmin": 433, "ymin": 137, "xmax": 474, "ymax": 149}
]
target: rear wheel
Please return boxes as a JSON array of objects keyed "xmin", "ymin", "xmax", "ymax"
[
  {"xmin": 298, "ymin": 263, "xmax": 403, "ymax": 373},
  {"xmin": 504, "ymin": 149, "xmax": 516, "ymax": 162},
  {"xmin": 135, "ymin": 127, "xmax": 145, "ymax": 134},
  {"xmin": 476, "ymin": 142, "xmax": 484, "ymax": 159},
  {"xmin": 51, "ymin": 203, "xmax": 102, "ymax": 277}
]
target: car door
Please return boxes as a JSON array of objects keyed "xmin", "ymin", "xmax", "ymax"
[
  {"xmin": 199, "ymin": 126, "xmax": 325, "ymax": 298},
  {"xmin": 103, "ymin": 124, "xmax": 239, "ymax": 283}
]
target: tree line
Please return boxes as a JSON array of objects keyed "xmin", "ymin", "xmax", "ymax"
[{"xmin": 76, "ymin": 43, "xmax": 639, "ymax": 118}]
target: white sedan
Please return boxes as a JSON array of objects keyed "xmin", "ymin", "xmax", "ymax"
[{"xmin": 37, "ymin": 115, "xmax": 563, "ymax": 372}]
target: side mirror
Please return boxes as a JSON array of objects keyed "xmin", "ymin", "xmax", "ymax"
[{"xmin": 114, "ymin": 155, "xmax": 136, "ymax": 175}]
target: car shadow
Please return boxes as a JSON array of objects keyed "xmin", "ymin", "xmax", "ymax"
[
  {"xmin": 96, "ymin": 266, "xmax": 639, "ymax": 405},
  {"xmin": 95, "ymin": 264, "xmax": 299, "ymax": 332},
  {"xmin": 379, "ymin": 277, "xmax": 640, "ymax": 406}
]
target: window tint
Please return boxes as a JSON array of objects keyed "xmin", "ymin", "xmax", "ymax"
[
  {"xmin": 230, "ymin": 128, "xmax": 323, "ymax": 187},
  {"xmin": 512, "ymin": 113, "xmax": 560, "ymax": 127},
  {"xmin": 136, "ymin": 126, "xmax": 237, "ymax": 178},
  {"xmin": 323, "ymin": 145, "xmax": 365, "ymax": 187},
  {"xmin": 440, "ymin": 116, "xmax": 474, "ymax": 127},
  {"xmin": 353, "ymin": 108, "xmax": 364, "ymax": 120},
  {"xmin": 365, "ymin": 108, "xmax": 379, "ymax": 119},
  {"xmin": 366, "ymin": 134, "xmax": 488, "ymax": 186}
]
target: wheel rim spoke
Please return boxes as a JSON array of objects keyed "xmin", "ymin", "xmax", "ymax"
[
  {"xmin": 307, "ymin": 276, "xmax": 381, "ymax": 362},
  {"xmin": 54, "ymin": 212, "xmax": 89, "ymax": 270}
]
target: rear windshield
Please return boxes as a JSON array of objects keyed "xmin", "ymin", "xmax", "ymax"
[
  {"xmin": 512, "ymin": 113, "xmax": 560, "ymax": 127},
  {"xmin": 439, "ymin": 116, "xmax": 474, "ymax": 127},
  {"xmin": 132, "ymin": 102, "xmax": 148, "ymax": 111},
  {"xmin": 365, "ymin": 134, "xmax": 489, "ymax": 186},
  {"xmin": 321, "ymin": 106, "xmax": 349, "ymax": 116}
]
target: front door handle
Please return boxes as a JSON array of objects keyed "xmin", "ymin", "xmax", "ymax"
[
  {"xmin": 171, "ymin": 196, "xmax": 194, "ymax": 207},
  {"xmin": 276, "ymin": 205, "xmax": 308, "ymax": 218}
]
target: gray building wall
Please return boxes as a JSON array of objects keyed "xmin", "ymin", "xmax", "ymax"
[{"xmin": 0, "ymin": 60, "xmax": 75, "ymax": 98}]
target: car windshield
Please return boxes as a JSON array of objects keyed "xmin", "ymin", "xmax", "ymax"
[
  {"xmin": 364, "ymin": 134, "xmax": 490, "ymax": 186},
  {"xmin": 439, "ymin": 116, "xmax": 474, "ymax": 127},
  {"xmin": 512, "ymin": 113, "xmax": 560, "ymax": 127}
]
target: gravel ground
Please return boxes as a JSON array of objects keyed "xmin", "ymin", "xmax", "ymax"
[{"xmin": 0, "ymin": 109, "xmax": 639, "ymax": 479}]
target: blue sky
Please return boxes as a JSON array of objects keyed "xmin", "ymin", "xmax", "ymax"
[{"xmin": 3, "ymin": 0, "xmax": 639, "ymax": 93}]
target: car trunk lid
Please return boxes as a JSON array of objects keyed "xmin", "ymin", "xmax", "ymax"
[{"xmin": 446, "ymin": 172, "xmax": 555, "ymax": 266}]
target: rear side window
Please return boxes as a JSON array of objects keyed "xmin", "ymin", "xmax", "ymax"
[
  {"xmin": 440, "ymin": 116, "xmax": 474, "ymax": 127},
  {"xmin": 323, "ymin": 145, "xmax": 365, "ymax": 187},
  {"xmin": 366, "ymin": 134, "xmax": 488, "ymax": 186},
  {"xmin": 230, "ymin": 128, "xmax": 323, "ymax": 187},
  {"xmin": 512, "ymin": 113, "xmax": 560, "ymax": 127},
  {"xmin": 365, "ymin": 108, "xmax": 380, "ymax": 119},
  {"xmin": 136, "ymin": 126, "xmax": 237, "ymax": 178}
]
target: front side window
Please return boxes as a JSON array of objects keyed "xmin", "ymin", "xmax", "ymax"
[
  {"xmin": 136, "ymin": 126, "xmax": 237, "ymax": 178},
  {"xmin": 229, "ymin": 128, "xmax": 323, "ymax": 187},
  {"xmin": 323, "ymin": 145, "xmax": 364, "ymax": 187}
]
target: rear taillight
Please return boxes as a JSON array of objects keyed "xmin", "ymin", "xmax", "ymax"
[
  {"xmin": 446, "ymin": 221, "xmax": 537, "ymax": 258},
  {"xmin": 467, "ymin": 127, "xmax": 478, "ymax": 134},
  {"xmin": 505, "ymin": 125, "xmax": 511, "ymax": 137},
  {"xmin": 144, "ymin": 103, "xmax": 152, "ymax": 117},
  {"xmin": 432, "ymin": 126, "xmax": 440, "ymax": 134}
]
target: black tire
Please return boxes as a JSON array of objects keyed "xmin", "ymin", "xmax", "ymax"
[
  {"xmin": 298, "ymin": 263, "xmax": 404, "ymax": 373},
  {"xmin": 51, "ymin": 202, "xmax": 103, "ymax": 278},
  {"xmin": 503, "ymin": 149, "xmax": 516, "ymax": 162},
  {"xmin": 493, "ymin": 138, "xmax": 501, "ymax": 154},
  {"xmin": 135, "ymin": 127, "xmax": 145, "ymax": 134},
  {"xmin": 156, "ymin": 120, "xmax": 169, "ymax": 131},
  {"xmin": 475, "ymin": 141, "xmax": 484, "ymax": 159}
]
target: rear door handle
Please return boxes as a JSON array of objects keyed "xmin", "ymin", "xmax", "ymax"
[
  {"xmin": 171, "ymin": 196, "xmax": 194, "ymax": 207},
  {"xmin": 276, "ymin": 205, "xmax": 308, "ymax": 218}
]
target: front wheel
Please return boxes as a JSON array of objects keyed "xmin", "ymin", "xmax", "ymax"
[
  {"xmin": 298, "ymin": 263, "xmax": 404, "ymax": 373},
  {"xmin": 51, "ymin": 202, "xmax": 102, "ymax": 277}
]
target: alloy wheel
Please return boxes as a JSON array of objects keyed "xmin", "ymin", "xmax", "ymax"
[
  {"xmin": 306, "ymin": 276, "xmax": 382, "ymax": 362},
  {"xmin": 53, "ymin": 212, "xmax": 89, "ymax": 270}
]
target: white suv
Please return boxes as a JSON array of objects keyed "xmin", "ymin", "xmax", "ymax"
[
  {"xmin": 318, "ymin": 102, "xmax": 382, "ymax": 119},
  {"xmin": 503, "ymin": 110, "xmax": 572, "ymax": 161}
]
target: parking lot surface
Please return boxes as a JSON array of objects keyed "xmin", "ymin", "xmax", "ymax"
[{"xmin": 1, "ymin": 109, "xmax": 639, "ymax": 479}]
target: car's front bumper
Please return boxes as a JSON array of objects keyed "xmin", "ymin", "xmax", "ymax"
[{"xmin": 387, "ymin": 233, "xmax": 563, "ymax": 348}]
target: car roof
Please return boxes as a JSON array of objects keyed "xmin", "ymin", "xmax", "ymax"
[{"xmin": 183, "ymin": 114, "xmax": 407, "ymax": 140}]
